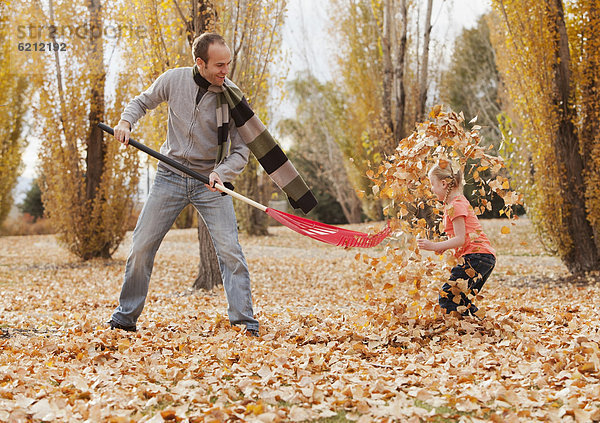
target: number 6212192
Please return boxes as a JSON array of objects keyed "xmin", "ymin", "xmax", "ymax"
[{"xmin": 18, "ymin": 42, "xmax": 67, "ymax": 52}]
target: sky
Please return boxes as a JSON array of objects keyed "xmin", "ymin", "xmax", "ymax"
[
  {"xmin": 270, "ymin": 0, "xmax": 491, "ymax": 137},
  {"xmin": 281, "ymin": 0, "xmax": 491, "ymax": 85},
  {"xmin": 15, "ymin": 0, "xmax": 491, "ymax": 202}
]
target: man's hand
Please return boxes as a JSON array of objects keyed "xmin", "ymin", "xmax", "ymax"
[
  {"xmin": 206, "ymin": 171, "xmax": 223, "ymax": 192},
  {"xmin": 114, "ymin": 120, "xmax": 132, "ymax": 145}
]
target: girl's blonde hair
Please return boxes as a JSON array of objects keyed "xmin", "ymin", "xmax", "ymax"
[{"xmin": 429, "ymin": 163, "xmax": 463, "ymax": 202}]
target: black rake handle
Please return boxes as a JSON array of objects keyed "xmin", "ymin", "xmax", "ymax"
[
  {"xmin": 98, "ymin": 123, "xmax": 266, "ymax": 210},
  {"xmin": 98, "ymin": 122, "xmax": 210, "ymax": 185}
]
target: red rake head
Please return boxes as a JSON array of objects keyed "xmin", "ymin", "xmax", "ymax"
[{"xmin": 266, "ymin": 208, "xmax": 390, "ymax": 248}]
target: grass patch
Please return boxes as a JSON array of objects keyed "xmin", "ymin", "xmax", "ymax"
[
  {"xmin": 414, "ymin": 399, "xmax": 475, "ymax": 423},
  {"xmin": 277, "ymin": 400, "xmax": 294, "ymax": 408},
  {"xmin": 140, "ymin": 399, "xmax": 179, "ymax": 416},
  {"xmin": 305, "ymin": 410, "xmax": 353, "ymax": 422}
]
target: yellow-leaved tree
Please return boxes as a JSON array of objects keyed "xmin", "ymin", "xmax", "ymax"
[
  {"xmin": 0, "ymin": 3, "xmax": 29, "ymax": 227},
  {"xmin": 329, "ymin": 0, "xmax": 439, "ymax": 219},
  {"xmin": 490, "ymin": 0, "xmax": 600, "ymax": 273},
  {"xmin": 12, "ymin": 0, "xmax": 140, "ymax": 259}
]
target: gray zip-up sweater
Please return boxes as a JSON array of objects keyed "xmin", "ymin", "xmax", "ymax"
[{"xmin": 121, "ymin": 67, "xmax": 249, "ymax": 182}]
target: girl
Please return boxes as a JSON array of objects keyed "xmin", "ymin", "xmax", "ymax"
[{"xmin": 416, "ymin": 164, "xmax": 496, "ymax": 317}]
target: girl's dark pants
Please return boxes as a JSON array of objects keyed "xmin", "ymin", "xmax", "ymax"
[{"xmin": 440, "ymin": 253, "xmax": 496, "ymax": 315}]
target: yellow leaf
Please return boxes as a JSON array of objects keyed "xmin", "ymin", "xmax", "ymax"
[
  {"xmin": 246, "ymin": 402, "xmax": 264, "ymax": 415},
  {"xmin": 430, "ymin": 104, "xmax": 442, "ymax": 118},
  {"xmin": 578, "ymin": 362, "xmax": 595, "ymax": 373},
  {"xmin": 465, "ymin": 267, "xmax": 477, "ymax": 278},
  {"xmin": 501, "ymin": 226, "xmax": 511, "ymax": 234},
  {"xmin": 118, "ymin": 338, "xmax": 131, "ymax": 352}
]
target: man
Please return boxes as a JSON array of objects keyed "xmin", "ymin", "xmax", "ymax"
[{"xmin": 109, "ymin": 33, "xmax": 315, "ymax": 336}]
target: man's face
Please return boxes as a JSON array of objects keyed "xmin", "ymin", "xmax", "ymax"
[{"xmin": 196, "ymin": 43, "xmax": 232, "ymax": 86}]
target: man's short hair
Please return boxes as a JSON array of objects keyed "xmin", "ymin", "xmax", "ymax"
[{"xmin": 192, "ymin": 33, "xmax": 226, "ymax": 62}]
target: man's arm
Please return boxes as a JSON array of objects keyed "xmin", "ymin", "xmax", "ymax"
[{"xmin": 117, "ymin": 70, "xmax": 171, "ymax": 143}]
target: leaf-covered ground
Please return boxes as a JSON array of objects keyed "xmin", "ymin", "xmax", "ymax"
[{"xmin": 1, "ymin": 218, "xmax": 599, "ymax": 422}]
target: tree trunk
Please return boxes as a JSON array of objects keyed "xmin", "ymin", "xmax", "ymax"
[
  {"xmin": 579, "ymin": 1, "xmax": 600, "ymax": 172},
  {"xmin": 175, "ymin": 204, "xmax": 196, "ymax": 228},
  {"xmin": 324, "ymin": 133, "xmax": 363, "ymax": 223},
  {"xmin": 235, "ymin": 157, "xmax": 269, "ymax": 236},
  {"xmin": 47, "ymin": 0, "xmax": 73, "ymax": 152},
  {"xmin": 381, "ymin": 0, "xmax": 394, "ymax": 134},
  {"xmin": 339, "ymin": 196, "xmax": 363, "ymax": 224},
  {"xmin": 0, "ymin": 77, "xmax": 27, "ymax": 225},
  {"xmin": 417, "ymin": 0, "xmax": 433, "ymax": 121},
  {"xmin": 86, "ymin": 0, "xmax": 108, "ymax": 257},
  {"xmin": 86, "ymin": 0, "xmax": 105, "ymax": 202},
  {"xmin": 190, "ymin": 0, "xmax": 216, "ymax": 40},
  {"xmin": 578, "ymin": 2, "xmax": 600, "ymax": 246},
  {"xmin": 192, "ymin": 215, "xmax": 222, "ymax": 290},
  {"xmin": 551, "ymin": 0, "xmax": 598, "ymax": 273},
  {"xmin": 174, "ymin": 0, "xmax": 216, "ymax": 43},
  {"xmin": 185, "ymin": 0, "xmax": 223, "ymax": 288},
  {"xmin": 394, "ymin": 0, "xmax": 408, "ymax": 141}
]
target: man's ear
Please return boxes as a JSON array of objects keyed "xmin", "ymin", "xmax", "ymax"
[{"xmin": 195, "ymin": 57, "xmax": 205, "ymax": 68}]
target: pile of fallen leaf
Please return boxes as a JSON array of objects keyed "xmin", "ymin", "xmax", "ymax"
[{"xmin": 0, "ymin": 216, "xmax": 599, "ymax": 422}]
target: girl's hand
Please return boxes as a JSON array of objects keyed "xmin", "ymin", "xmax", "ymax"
[{"xmin": 417, "ymin": 238, "xmax": 437, "ymax": 252}]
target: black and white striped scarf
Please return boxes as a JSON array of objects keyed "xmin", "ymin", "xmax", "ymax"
[{"xmin": 193, "ymin": 66, "xmax": 317, "ymax": 214}]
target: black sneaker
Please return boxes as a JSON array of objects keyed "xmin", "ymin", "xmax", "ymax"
[
  {"xmin": 247, "ymin": 328, "xmax": 260, "ymax": 337},
  {"xmin": 109, "ymin": 320, "xmax": 137, "ymax": 332}
]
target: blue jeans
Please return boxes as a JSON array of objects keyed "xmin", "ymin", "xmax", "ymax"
[
  {"xmin": 111, "ymin": 167, "xmax": 258, "ymax": 331},
  {"xmin": 439, "ymin": 253, "xmax": 496, "ymax": 315}
]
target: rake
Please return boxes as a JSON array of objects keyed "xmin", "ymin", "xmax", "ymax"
[{"xmin": 99, "ymin": 123, "xmax": 390, "ymax": 248}]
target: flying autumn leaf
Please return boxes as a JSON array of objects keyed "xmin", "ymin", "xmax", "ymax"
[{"xmin": 361, "ymin": 105, "xmax": 523, "ymax": 320}]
